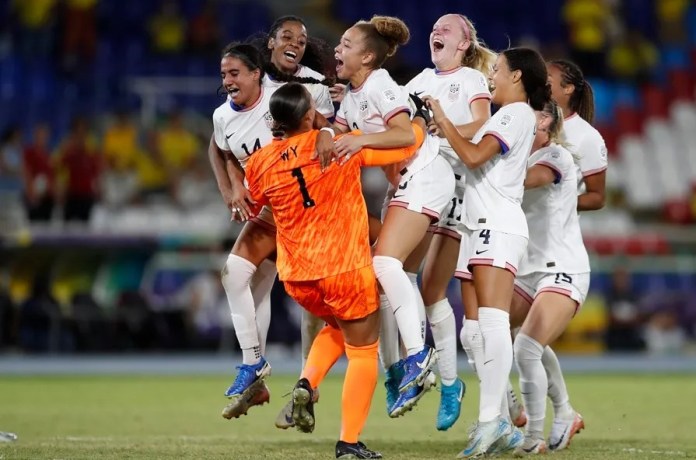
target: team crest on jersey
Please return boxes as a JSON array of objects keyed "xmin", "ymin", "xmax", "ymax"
[
  {"xmin": 499, "ymin": 114, "xmax": 514, "ymax": 127},
  {"xmin": 551, "ymin": 149, "xmax": 560, "ymax": 159},
  {"xmin": 448, "ymin": 83, "xmax": 460, "ymax": 101},
  {"xmin": 383, "ymin": 89, "xmax": 397, "ymax": 101},
  {"xmin": 263, "ymin": 111, "xmax": 274, "ymax": 129},
  {"xmin": 359, "ymin": 99, "xmax": 369, "ymax": 112}
]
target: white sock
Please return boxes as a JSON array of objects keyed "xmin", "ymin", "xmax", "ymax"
[
  {"xmin": 301, "ymin": 309, "xmax": 325, "ymax": 369},
  {"xmin": 221, "ymin": 254, "xmax": 260, "ymax": 365},
  {"xmin": 500, "ymin": 386, "xmax": 511, "ymax": 424},
  {"xmin": 542, "ymin": 345, "xmax": 574, "ymax": 419},
  {"xmin": 378, "ymin": 294, "xmax": 400, "ymax": 370},
  {"xmin": 427, "ymin": 299, "xmax": 457, "ymax": 385},
  {"xmin": 373, "ymin": 256, "xmax": 424, "ymax": 356},
  {"xmin": 250, "ymin": 259, "xmax": 276, "ymax": 355},
  {"xmin": 406, "ymin": 272, "xmax": 427, "ymax": 342},
  {"xmin": 477, "ymin": 307, "xmax": 512, "ymax": 423},
  {"xmin": 461, "ymin": 319, "xmax": 484, "ymax": 376},
  {"xmin": 514, "ymin": 333, "xmax": 546, "ymax": 438},
  {"xmin": 506, "ymin": 380, "xmax": 520, "ymax": 411}
]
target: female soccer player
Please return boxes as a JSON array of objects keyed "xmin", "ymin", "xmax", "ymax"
[
  {"xmin": 210, "ymin": 42, "xmax": 278, "ymax": 420},
  {"xmin": 425, "ymin": 47, "xmax": 551, "ymax": 457},
  {"xmin": 400, "ymin": 13, "xmax": 495, "ymax": 430},
  {"xmin": 245, "ymin": 82, "xmax": 426, "ymax": 460},
  {"xmin": 510, "ymin": 101, "xmax": 589, "ymax": 455},
  {"xmin": 315, "ymin": 15, "xmax": 455, "ymax": 418}
]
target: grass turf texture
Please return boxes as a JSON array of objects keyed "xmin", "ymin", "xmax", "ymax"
[{"xmin": 0, "ymin": 374, "xmax": 694, "ymax": 459}]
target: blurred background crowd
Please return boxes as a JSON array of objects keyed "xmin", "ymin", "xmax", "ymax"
[{"xmin": 0, "ymin": 0, "xmax": 695, "ymax": 357}]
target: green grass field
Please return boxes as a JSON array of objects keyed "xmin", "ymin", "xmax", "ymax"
[{"xmin": 0, "ymin": 373, "xmax": 694, "ymax": 459}]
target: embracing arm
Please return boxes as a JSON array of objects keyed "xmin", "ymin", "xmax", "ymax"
[
  {"xmin": 359, "ymin": 122, "xmax": 425, "ymax": 166},
  {"xmin": 578, "ymin": 171, "xmax": 606, "ymax": 210},
  {"xmin": 454, "ymin": 99, "xmax": 491, "ymax": 139},
  {"xmin": 524, "ymin": 164, "xmax": 559, "ymax": 189}
]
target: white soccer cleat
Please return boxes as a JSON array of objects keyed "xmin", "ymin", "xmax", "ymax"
[
  {"xmin": 513, "ymin": 436, "xmax": 547, "ymax": 456},
  {"xmin": 548, "ymin": 411, "xmax": 584, "ymax": 451}
]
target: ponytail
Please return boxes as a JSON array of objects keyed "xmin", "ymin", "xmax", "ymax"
[
  {"xmin": 457, "ymin": 15, "xmax": 497, "ymax": 76},
  {"xmin": 549, "ymin": 59, "xmax": 595, "ymax": 124}
]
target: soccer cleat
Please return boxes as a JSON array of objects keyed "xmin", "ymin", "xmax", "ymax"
[
  {"xmin": 513, "ymin": 436, "xmax": 547, "ymax": 456},
  {"xmin": 548, "ymin": 411, "xmax": 584, "ymax": 451},
  {"xmin": 0, "ymin": 432, "xmax": 17, "ymax": 443},
  {"xmin": 398, "ymin": 345, "xmax": 436, "ymax": 392},
  {"xmin": 291, "ymin": 378, "xmax": 315, "ymax": 433},
  {"xmin": 336, "ymin": 440, "xmax": 383, "ymax": 459},
  {"xmin": 224, "ymin": 358, "xmax": 271, "ymax": 398},
  {"xmin": 486, "ymin": 422, "xmax": 524, "ymax": 456},
  {"xmin": 389, "ymin": 371, "xmax": 436, "ymax": 418},
  {"xmin": 436, "ymin": 378, "xmax": 465, "ymax": 431},
  {"xmin": 384, "ymin": 360, "xmax": 405, "ymax": 414},
  {"xmin": 221, "ymin": 378, "xmax": 270, "ymax": 419},
  {"xmin": 275, "ymin": 385, "xmax": 320, "ymax": 429},
  {"xmin": 456, "ymin": 418, "xmax": 512, "ymax": 459}
]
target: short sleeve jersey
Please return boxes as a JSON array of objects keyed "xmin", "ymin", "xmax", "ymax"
[
  {"xmin": 405, "ymin": 66, "xmax": 491, "ymax": 165},
  {"xmin": 563, "ymin": 113, "xmax": 608, "ymax": 193},
  {"xmin": 212, "ymin": 86, "xmax": 277, "ymax": 169},
  {"xmin": 463, "ymin": 102, "xmax": 536, "ymax": 238},
  {"xmin": 245, "ymin": 131, "xmax": 381, "ymax": 281},
  {"xmin": 519, "ymin": 144, "xmax": 590, "ymax": 275}
]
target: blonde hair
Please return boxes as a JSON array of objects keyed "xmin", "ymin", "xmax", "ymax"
[
  {"xmin": 457, "ymin": 15, "xmax": 497, "ymax": 76},
  {"xmin": 543, "ymin": 101, "xmax": 580, "ymax": 162},
  {"xmin": 354, "ymin": 15, "xmax": 410, "ymax": 68}
]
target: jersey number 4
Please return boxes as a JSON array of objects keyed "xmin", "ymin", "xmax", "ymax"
[{"xmin": 291, "ymin": 167, "xmax": 316, "ymax": 208}]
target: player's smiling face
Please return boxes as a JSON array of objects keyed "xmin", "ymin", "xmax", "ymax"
[
  {"xmin": 489, "ymin": 54, "xmax": 514, "ymax": 106},
  {"xmin": 546, "ymin": 64, "xmax": 568, "ymax": 108},
  {"xmin": 534, "ymin": 109, "xmax": 553, "ymax": 149},
  {"xmin": 220, "ymin": 56, "xmax": 261, "ymax": 107},
  {"xmin": 430, "ymin": 14, "xmax": 469, "ymax": 70},
  {"xmin": 268, "ymin": 20, "xmax": 308, "ymax": 75},
  {"xmin": 335, "ymin": 27, "xmax": 365, "ymax": 80}
]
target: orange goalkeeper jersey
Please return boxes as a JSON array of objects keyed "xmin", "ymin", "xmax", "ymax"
[{"xmin": 245, "ymin": 125, "xmax": 423, "ymax": 281}]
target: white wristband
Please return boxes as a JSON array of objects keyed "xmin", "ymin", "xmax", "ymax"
[{"xmin": 320, "ymin": 127, "xmax": 336, "ymax": 138}]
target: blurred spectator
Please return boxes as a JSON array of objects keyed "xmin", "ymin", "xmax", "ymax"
[
  {"xmin": 22, "ymin": 123, "xmax": 56, "ymax": 221},
  {"xmin": 644, "ymin": 310, "xmax": 686, "ymax": 355},
  {"xmin": 177, "ymin": 268, "xmax": 229, "ymax": 349},
  {"xmin": 18, "ymin": 272, "xmax": 64, "ymax": 352},
  {"xmin": 155, "ymin": 110, "xmax": 200, "ymax": 181},
  {"xmin": 55, "ymin": 117, "xmax": 102, "ymax": 222},
  {"xmin": 604, "ymin": 268, "xmax": 646, "ymax": 351},
  {"xmin": 10, "ymin": 0, "xmax": 57, "ymax": 59},
  {"xmin": 188, "ymin": 0, "xmax": 221, "ymax": 55},
  {"xmin": 135, "ymin": 129, "xmax": 169, "ymax": 195},
  {"xmin": 61, "ymin": 0, "xmax": 98, "ymax": 74},
  {"xmin": 149, "ymin": 0, "xmax": 187, "ymax": 55},
  {"xmin": 101, "ymin": 111, "xmax": 141, "ymax": 207},
  {"xmin": 656, "ymin": 0, "xmax": 690, "ymax": 44},
  {"xmin": 607, "ymin": 28, "xmax": 658, "ymax": 82},
  {"xmin": 0, "ymin": 126, "xmax": 23, "ymax": 189},
  {"xmin": 562, "ymin": 0, "xmax": 614, "ymax": 77}
]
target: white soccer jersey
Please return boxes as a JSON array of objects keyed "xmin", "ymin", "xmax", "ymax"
[
  {"xmin": 519, "ymin": 143, "xmax": 590, "ymax": 275},
  {"xmin": 462, "ymin": 102, "xmax": 535, "ymax": 238},
  {"xmin": 212, "ymin": 86, "xmax": 277, "ymax": 169},
  {"xmin": 335, "ymin": 69, "xmax": 439, "ymax": 180},
  {"xmin": 563, "ymin": 113, "xmax": 608, "ymax": 193},
  {"xmin": 263, "ymin": 65, "xmax": 335, "ymax": 118},
  {"xmin": 405, "ymin": 66, "xmax": 491, "ymax": 163}
]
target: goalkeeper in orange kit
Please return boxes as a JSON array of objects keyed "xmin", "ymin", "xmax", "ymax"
[{"xmin": 244, "ymin": 82, "xmax": 425, "ymax": 459}]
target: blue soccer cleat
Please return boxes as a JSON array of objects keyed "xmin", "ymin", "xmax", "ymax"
[
  {"xmin": 436, "ymin": 377, "xmax": 465, "ymax": 431},
  {"xmin": 388, "ymin": 371, "xmax": 436, "ymax": 418},
  {"xmin": 398, "ymin": 345, "xmax": 436, "ymax": 392},
  {"xmin": 457, "ymin": 418, "xmax": 513, "ymax": 459},
  {"xmin": 221, "ymin": 358, "xmax": 271, "ymax": 419},
  {"xmin": 384, "ymin": 360, "xmax": 405, "ymax": 414}
]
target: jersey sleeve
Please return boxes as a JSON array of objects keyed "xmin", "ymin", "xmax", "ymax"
[
  {"xmin": 531, "ymin": 146, "xmax": 565, "ymax": 184},
  {"xmin": 212, "ymin": 111, "xmax": 230, "ymax": 152},
  {"xmin": 481, "ymin": 105, "xmax": 528, "ymax": 156},
  {"xmin": 308, "ymin": 84, "xmax": 335, "ymax": 118},
  {"xmin": 463, "ymin": 70, "xmax": 492, "ymax": 104},
  {"xmin": 577, "ymin": 131, "xmax": 608, "ymax": 177},
  {"xmin": 357, "ymin": 123, "xmax": 425, "ymax": 166},
  {"xmin": 368, "ymin": 78, "xmax": 410, "ymax": 124}
]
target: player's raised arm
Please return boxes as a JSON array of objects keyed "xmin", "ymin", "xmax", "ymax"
[{"xmin": 357, "ymin": 122, "xmax": 426, "ymax": 166}]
